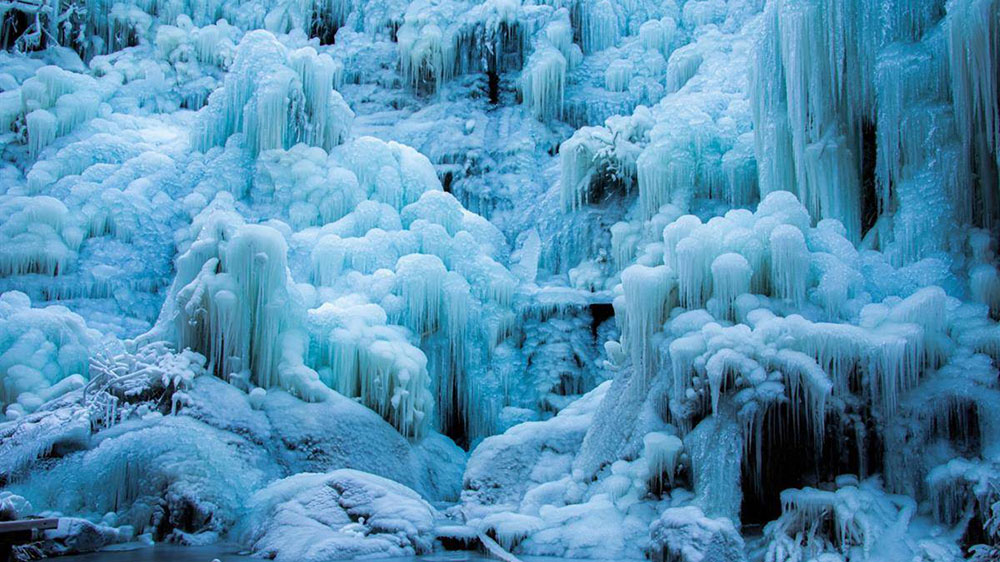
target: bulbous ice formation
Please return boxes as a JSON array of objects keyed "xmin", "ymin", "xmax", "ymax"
[{"xmin": 194, "ymin": 31, "xmax": 353, "ymax": 156}]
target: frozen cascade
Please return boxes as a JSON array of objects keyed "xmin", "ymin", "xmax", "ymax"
[
  {"xmin": 1, "ymin": 0, "xmax": 1000, "ymax": 559},
  {"xmin": 687, "ymin": 415, "xmax": 743, "ymax": 521}
]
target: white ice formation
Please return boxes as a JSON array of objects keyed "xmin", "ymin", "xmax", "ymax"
[{"xmin": 0, "ymin": 0, "xmax": 998, "ymax": 560}]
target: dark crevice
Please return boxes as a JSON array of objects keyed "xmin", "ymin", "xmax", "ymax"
[
  {"xmin": 441, "ymin": 374, "xmax": 468, "ymax": 450},
  {"xmin": 860, "ymin": 120, "xmax": 880, "ymax": 237},
  {"xmin": 1, "ymin": 10, "xmax": 32, "ymax": 51},
  {"xmin": 589, "ymin": 303, "xmax": 614, "ymax": 336},
  {"xmin": 740, "ymin": 407, "xmax": 882, "ymax": 526},
  {"xmin": 487, "ymin": 70, "xmax": 500, "ymax": 104}
]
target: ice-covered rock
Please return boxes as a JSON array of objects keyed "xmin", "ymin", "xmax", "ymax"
[
  {"xmin": 648, "ymin": 506, "xmax": 745, "ymax": 562},
  {"xmin": 242, "ymin": 469, "xmax": 436, "ymax": 561}
]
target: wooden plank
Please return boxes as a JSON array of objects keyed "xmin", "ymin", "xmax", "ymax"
[{"xmin": 0, "ymin": 518, "xmax": 59, "ymax": 534}]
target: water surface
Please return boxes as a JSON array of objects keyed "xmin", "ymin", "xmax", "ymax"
[{"xmin": 58, "ymin": 545, "xmax": 504, "ymax": 562}]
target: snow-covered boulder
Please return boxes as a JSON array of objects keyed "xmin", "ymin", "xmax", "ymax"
[
  {"xmin": 180, "ymin": 374, "xmax": 465, "ymax": 501},
  {"xmin": 8, "ymin": 415, "xmax": 276, "ymax": 540},
  {"xmin": 648, "ymin": 506, "xmax": 745, "ymax": 562},
  {"xmin": 462, "ymin": 382, "xmax": 666, "ymax": 559},
  {"xmin": 242, "ymin": 469, "xmax": 436, "ymax": 561},
  {"xmin": 36, "ymin": 517, "xmax": 131, "ymax": 557},
  {"xmin": 463, "ymin": 381, "xmax": 609, "ymax": 511}
]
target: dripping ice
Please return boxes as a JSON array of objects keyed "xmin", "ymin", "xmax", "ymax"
[{"xmin": 0, "ymin": 0, "xmax": 998, "ymax": 561}]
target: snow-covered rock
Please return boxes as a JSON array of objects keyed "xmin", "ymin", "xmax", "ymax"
[
  {"xmin": 242, "ymin": 469, "xmax": 436, "ymax": 561},
  {"xmin": 648, "ymin": 506, "xmax": 745, "ymax": 562}
]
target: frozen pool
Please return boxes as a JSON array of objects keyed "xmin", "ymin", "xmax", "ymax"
[{"xmin": 58, "ymin": 546, "xmax": 512, "ymax": 562}]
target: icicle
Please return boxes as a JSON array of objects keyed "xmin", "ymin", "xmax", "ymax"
[
  {"xmin": 26, "ymin": 109, "xmax": 58, "ymax": 158},
  {"xmin": 768, "ymin": 224, "xmax": 809, "ymax": 306},
  {"xmin": 721, "ymin": 134, "xmax": 759, "ymax": 207},
  {"xmin": 947, "ymin": 0, "xmax": 1000, "ymax": 224},
  {"xmin": 604, "ymin": 60, "xmax": 633, "ymax": 92},
  {"xmin": 971, "ymin": 264, "xmax": 1000, "ymax": 317},
  {"xmin": 669, "ymin": 333, "xmax": 705, "ymax": 400},
  {"xmin": 685, "ymin": 416, "xmax": 743, "ymax": 520},
  {"xmin": 802, "ymin": 132, "xmax": 862, "ymax": 242},
  {"xmin": 395, "ymin": 253, "xmax": 447, "ymax": 336},
  {"xmin": 663, "ymin": 214, "xmax": 703, "ymax": 271},
  {"xmin": 559, "ymin": 127, "xmax": 602, "ymax": 211},
  {"xmin": 618, "ymin": 264, "xmax": 676, "ymax": 376},
  {"xmin": 675, "ymin": 236, "xmax": 713, "ymax": 309},
  {"xmin": 545, "ymin": 12, "xmax": 579, "ymax": 68},
  {"xmin": 290, "ymin": 48, "xmax": 351, "ymax": 150},
  {"xmin": 222, "ymin": 224, "xmax": 292, "ymax": 389},
  {"xmin": 637, "ymin": 144, "xmax": 696, "ymax": 217},
  {"xmin": 644, "ymin": 432, "xmax": 684, "ymax": 487},
  {"xmin": 710, "ymin": 253, "xmax": 752, "ymax": 321},
  {"xmin": 521, "ymin": 45, "xmax": 566, "ymax": 122},
  {"xmin": 610, "ymin": 221, "xmax": 642, "ymax": 270},
  {"xmin": 398, "ymin": 22, "xmax": 454, "ymax": 94},
  {"xmin": 579, "ymin": 0, "xmax": 619, "ymax": 54},
  {"xmin": 639, "ymin": 17, "xmax": 676, "ymax": 57},
  {"xmin": 665, "ymin": 45, "xmax": 702, "ymax": 93}
]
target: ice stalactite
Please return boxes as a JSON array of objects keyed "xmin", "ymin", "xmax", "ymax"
[
  {"xmin": 25, "ymin": 110, "xmax": 57, "ymax": 158},
  {"xmin": 396, "ymin": 254, "xmax": 447, "ymax": 337},
  {"xmin": 171, "ymin": 214, "xmax": 298, "ymax": 392},
  {"xmin": 947, "ymin": 0, "xmax": 1000, "ymax": 225},
  {"xmin": 709, "ymin": 253, "xmax": 751, "ymax": 321},
  {"xmin": 637, "ymin": 143, "xmax": 696, "ymax": 217},
  {"xmin": 309, "ymin": 299, "xmax": 433, "ymax": 438},
  {"xmin": 2, "ymin": 65, "xmax": 107, "ymax": 159},
  {"xmin": 578, "ymin": 0, "xmax": 619, "ymax": 54},
  {"xmin": 395, "ymin": 0, "xmax": 531, "ymax": 95},
  {"xmin": 752, "ymin": 0, "xmax": 1000, "ymax": 256},
  {"xmin": 616, "ymin": 264, "xmax": 675, "ymax": 377},
  {"xmin": 767, "ymin": 224, "xmax": 808, "ymax": 306},
  {"xmin": 521, "ymin": 45, "xmax": 566, "ymax": 122},
  {"xmin": 560, "ymin": 127, "xmax": 607, "ymax": 211},
  {"xmin": 644, "ymin": 431, "xmax": 683, "ymax": 487},
  {"xmin": 398, "ymin": 21, "xmax": 453, "ymax": 95},
  {"xmin": 638, "ymin": 17, "xmax": 677, "ymax": 59},
  {"xmin": 603, "ymin": 59, "xmax": 632, "ymax": 93},
  {"xmin": 222, "ymin": 224, "xmax": 293, "ymax": 389},
  {"xmin": 194, "ymin": 30, "xmax": 353, "ymax": 156},
  {"xmin": 665, "ymin": 45, "xmax": 702, "ymax": 94},
  {"xmin": 248, "ymin": 140, "xmax": 517, "ymax": 441},
  {"xmin": 0, "ymin": 196, "xmax": 84, "ymax": 278}
]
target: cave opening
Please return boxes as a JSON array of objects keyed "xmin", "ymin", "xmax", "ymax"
[
  {"xmin": 589, "ymin": 302, "xmax": 615, "ymax": 336},
  {"xmin": 740, "ymin": 406, "xmax": 881, "ymax": 526}
]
